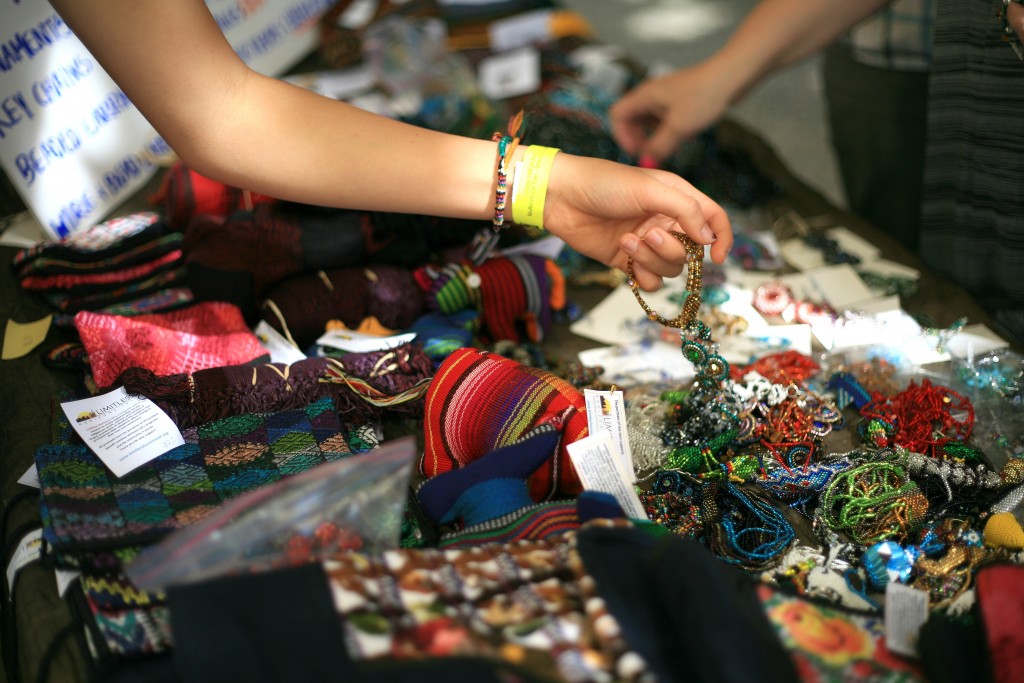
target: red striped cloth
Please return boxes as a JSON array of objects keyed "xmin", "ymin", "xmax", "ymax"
[{"xmin": 421, "ymin": 347, "xmax": 586, "ymax": 501}]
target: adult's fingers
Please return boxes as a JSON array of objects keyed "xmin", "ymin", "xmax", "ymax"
[
  {"xmin": 640, "ymin": 119, "xmax": 688, "ymax": 164},
  {"xmin": 609, "ymin": 94, "xmax": 654, "ymax": 157}
]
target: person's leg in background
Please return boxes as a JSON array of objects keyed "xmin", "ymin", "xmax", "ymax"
[{"xmin": 823, "ymin": 43, "xmax": 930, "ymax": 252}]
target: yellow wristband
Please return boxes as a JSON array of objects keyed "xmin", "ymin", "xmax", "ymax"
[{"xmin": 511, "ymin": 145, "xmax": 560, "ymax": 229}]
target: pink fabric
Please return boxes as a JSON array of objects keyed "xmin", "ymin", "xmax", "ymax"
[{"xmin": 75, "ymin": 302, "xmax": 267, "ymax": 388}]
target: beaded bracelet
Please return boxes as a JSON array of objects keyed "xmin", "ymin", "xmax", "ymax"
[
  {"xmin": 625, "ymin": 231, "xmax": 704, "ymax": 328},
  {"xmin": 491, "ymin": 134, "xmax": 512, "ymax": 231},
  {"xmin": 467, "ymin": 113, "xmax": 524, "ymax": 266}
]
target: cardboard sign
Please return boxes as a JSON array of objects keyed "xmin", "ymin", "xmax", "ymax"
[{"xmin": 0, "ymin": 0, "xmax": 334, "ymax": 241}]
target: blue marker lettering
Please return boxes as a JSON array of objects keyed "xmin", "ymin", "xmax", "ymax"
[{"xmin": 0, "ymin": 91, "xmax": 33, "ymax": 139}]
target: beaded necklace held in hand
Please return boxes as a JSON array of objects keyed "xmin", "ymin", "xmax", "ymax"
[
  {"xmin": 626, "ymin": 231, "xmax": 704, "ymax": 329},
  {"xmin": 626, "ymin": 239, "xmax": 799, "ymax": 570}
]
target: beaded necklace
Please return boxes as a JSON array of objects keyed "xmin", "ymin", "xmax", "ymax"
[
  {"xmin": 818, "ymin": 461, "xmax": 930, "ymax": 545},
  {"xmin": 859, "ymin": 379, "xmax": 975, "ymax": 456},
  {"xmin": 701, "ymin": 481, "xmax": 795, "ymax": 571}
]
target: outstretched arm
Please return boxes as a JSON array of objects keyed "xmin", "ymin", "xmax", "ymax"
[
  {"xmin": 50, "ymin": 0, "xmax": 731, "ymax": 289},
  {"xmin": 611, "ymin": 0, "xmax": 890, "ymax": 161}
]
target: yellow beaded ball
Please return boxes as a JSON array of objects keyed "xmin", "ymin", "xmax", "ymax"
[{"xmin": 983, "ymin": 512, "xmax": 1024, "ymax": 550}]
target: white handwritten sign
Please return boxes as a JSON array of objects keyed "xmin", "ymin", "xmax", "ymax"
[{"xmin": 0, "ymin": 0, "xmax": 334, "ymax": 241}]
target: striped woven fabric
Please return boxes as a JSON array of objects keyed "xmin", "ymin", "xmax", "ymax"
[
  {"xmin": 71, "ymin": 573, "xmax": 171, "ymax": 659},
  {"xmin": 416, "ymin": 254, "xmax": 564, "ymax": 343},
  {"xmin": 421, "ymin": 347, "xmax": 586, "ymax": 501},
  {"xmin": 11, "ymin": 212, "xmax": 162, "ymax": 268},
  {"xmin": 20, "ymin": 249, "xmax": 182, "ymax": 290},
  {"xmin": 36, "ymin": 397, "xmax": 377, "ymax": 560},
  {"xmin": 436, "ymin": 500, "xmax": 581, "ymax": 548}
]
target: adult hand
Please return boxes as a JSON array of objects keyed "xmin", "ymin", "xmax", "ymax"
[
  {"xmin": 1008, "ymin": 1, "xmax": 1024, "ymax": 43},
  {"xmin": 610, "ymin": 64, "xmax": 733, "ymax": 164},
  {"xmin": 542, "ymin": 153, "xmax": 732, "ymax": 292}
]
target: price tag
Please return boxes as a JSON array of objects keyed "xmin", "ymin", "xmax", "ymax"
[
  {"xmin": 884, "ymin": 582, "xmax": 929, "ymax": 657},
  {"xmin": 61, "ymin": 387, "xmax": 184, "ymax": 478},
  {"xmin": 583, "ymin": 389, "xmax": 634, "ymax": 481},
  {"xmin": 6, "ymin": 529, "xmax": 43, "ymax": 592},
  {"xmin": 567, "ymin": 432, "xmax": 645, "ymax": 518}
]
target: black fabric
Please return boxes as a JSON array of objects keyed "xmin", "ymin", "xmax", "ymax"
[
  {"xmin": 2, "ymin": 521, "xmax": 43, "ymax": 683},
  {"xmin": 185, "ymin": 261, "xmax": 259, "ymax": 323},
  {"xmin": 823, "ymin": 43, "xmax": 929, "ymax": 252},
  {"xmin": 166, "ymin": 561, "xmax": 557, "ymax": 683},
  {"xmin": 168, "ymin": 563, "xmax": 356, "ymax": 683},
  {"xmin": 576, "ymin": 525, "xmax": 798, "ymax": 683},
  {"xmin": 96, "ymin": 654, "xmax": 178, "ymax": 683},
  {"xmin": 918, "ymin": 610, "xmax": 994, "ymax": 683},
  {"xmin": 359, "ymin": 657, "xmax": 555, "ymax": 683}
]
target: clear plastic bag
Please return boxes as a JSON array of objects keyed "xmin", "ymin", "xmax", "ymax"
[
  {"xmin": 948, "ymin": 348, "xmax": 1024, "ymax": 470},
  {"xmin": 126, "ymin": 437, "xmax": 417, "ymax": 592}
]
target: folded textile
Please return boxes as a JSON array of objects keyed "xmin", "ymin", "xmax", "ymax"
[
  {"xmin": 421, "ymin": 347, "xmax": 586, "ymax": 500},
  {"xmin": 74, "ymin": 301, "xmax": 268, "ymax": 388},
  {"xmin": 415, "ymin": 254, "xmax": 564, "ymax": 343},
  {"xmin": 976, "ymin": 563, "xmax": 1024, "ymax": 683},
  {"xmin": 316, "ymin": 519, "xmax": 644, "ymax": 683},
  {"xmin": 262, "ymin": 265, "xmax": 424, "ymax": 349},
  {"xmin": 45, "ymin": 266, "xmax": 190, "ymax": 313},
  {"xmin": 150, "ymin": 161, "xmax": 276, "ymax": 231},
  {"xmin": 36, "ymin": 397, "xmax": 378, "ymax": 558},
  {"xmin": 11, "ymin": 212, "xmax": 164, "ymax": 270},
  {"xmin": 405, "ymin": 310, "xmax": 478, "ymax": 365},
  {"xmin": 21, "ymin": 249, "xmax": 182, "ymax": 291},
  {"xmin": 183, "ymin": 204, "xmax": 393, "ymax": 320},
  {"xmin": 72, "ymin": 574, "xmax": 171, "ymax": 659},
  {"xmin": 113, "ymin": 345, "xmax": 433, "ymax": 429},
  {"xmin": 15, "ymin": 233, "xmax": 183, "ymax": 279}
]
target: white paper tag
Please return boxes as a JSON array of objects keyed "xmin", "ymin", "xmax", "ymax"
[
  {"xmin": 254, "ymin": 320, "xmax": 307, "ymax": 365},
  {"xmin": 61, "ymin": 387, "xmax": 185, "ymax": 478},
  {"xmin": 488, "ymin": 9, "xmax": 552, "ymax": 51},
  {"xmin": 6, "ymin": 528, "xmax": 43, "ymax": 592},
  {"xmin": 478, "ymin": 47, "xmax": 542, "ymax": 100},
  {"xmin": 17, "ymin": 464, "xmax": 39, "ymax": 489},
  {"xmin": 804, "ymin": 263, "xmax": 879, "ymax": 310},
  {"xmin": 583, "ymin": 389, "xmax": 634, "ymax": 481},
  {"xmin": 55, "ymin": 569, "xmax": 81, "ymax": 598},
  {"xmin": 884, "ymin": 582, "xmax": 930, "ymax": 657},
  {"xmin": 566, "ymin": 432, "xmax": 646, "ymax": 519},
  {"xmin": 945, "ymin": 324, "xmax": 1009, "ymax": 358},
  {"xmin": 315, "ymin": 330, "xmax": 416, "ymax": 354}
]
